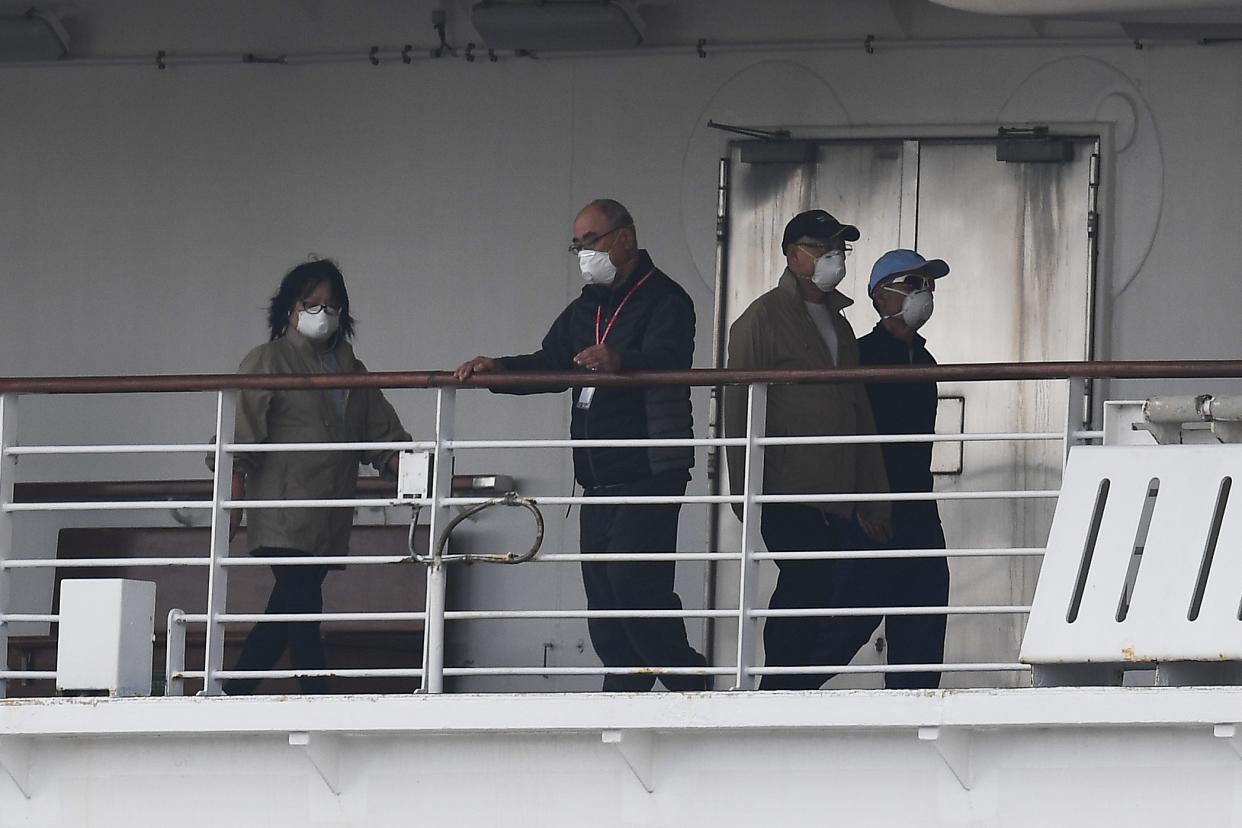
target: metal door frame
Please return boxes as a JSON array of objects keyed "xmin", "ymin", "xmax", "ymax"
[{"xmin": 704, "ymin": 124, "xmax": 1112, "ymax": 671}]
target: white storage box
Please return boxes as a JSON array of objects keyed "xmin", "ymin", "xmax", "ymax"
[{"xmin": 56, "ymin": 579, "xmax": 156, "ymax": 697}]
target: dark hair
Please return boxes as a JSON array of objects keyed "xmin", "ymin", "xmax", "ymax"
[{"xmin": 267, "ymin": 259, "xmax": 355, "ymax": 342}]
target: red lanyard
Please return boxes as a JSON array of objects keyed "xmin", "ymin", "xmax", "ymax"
[{"xmin": 595, "ymin": 269, "xmax": 655, "ymax": 345}]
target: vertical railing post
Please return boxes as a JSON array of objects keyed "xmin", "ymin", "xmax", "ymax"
[
  {"xmin": 0, "ymin": 394, "xmax": 18, "ymax": 699},
  {"xmin": 420, "ymin": 387, "xmax": 456, "ymax": 694},
  {"xmin": 1063, "ymin": 376, "xmax": 1087, "ymax": 467},
  {"xmin": 203, "ymin": 390, "xmax": 237, "ymax": 696},
  {"xmin": 733, "ymin": 383, "xmax": 767, "ymax": 691},
  {"xmin": 165, "ymin": 609, "xmax": 186, "ymax": 697}
]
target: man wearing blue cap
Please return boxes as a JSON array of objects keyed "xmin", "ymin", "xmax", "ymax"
[
  {"xmin": 846, "ymin": 248, "xmax": 952, "ymax": 688},
  {"xmin": 725, "ymin": 209, "xmax": 891, "ymax": 690}
]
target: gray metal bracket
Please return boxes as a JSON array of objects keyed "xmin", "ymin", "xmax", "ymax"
[
  {"xmin": 0, "ymin": 735, "xmax": 32, "ymax": 799},
  {"xmin": 289, "ymin": 731, "xmax": 341, "ymax": 795},
  {"xmin": 918, "ymin": 726, "xmax": 971, "ymax": 790},
  {"xmin": 1158, "ymin": 662, "xmax": 1242, "ymax": 687},
  {"xmin": 602, "ymin": 729, "xmax": 654, "ymax": 793},
  {"xmin": 1031, "ymin": 663, "xmax": 1123, "ymax": 687},
  {"xmin": 1213, "ymin": 723, "xmax": 1242, "ymax": 759}
]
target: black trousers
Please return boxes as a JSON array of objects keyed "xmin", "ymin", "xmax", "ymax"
[
  {"xmin": 580, "ymin": 473, "xmax": 708, "ymax": 692},
  {"xmin": 224, "ymin": 548, "xmax": 330, "ymax": 695},
  {"xmin": 759, "ymin": 505, "xmax": 949, "ymax": 690}
]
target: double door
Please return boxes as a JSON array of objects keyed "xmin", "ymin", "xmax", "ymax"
[{"xmin": 713, "ymin": 135, "xmax": 1098, "ymax": 686}]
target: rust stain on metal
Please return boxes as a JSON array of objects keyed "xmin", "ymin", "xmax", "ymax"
[{"xmin": 1121, "ymin": 647, "xmax": 1137, "ymax": 661}]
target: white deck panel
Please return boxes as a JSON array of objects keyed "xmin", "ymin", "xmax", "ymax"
[
  {"xmin": 5, "ymin": 690, "xmax": 1242, "ymax": 828},
  {"xmin": 1023, "ymin": 445, "xmax": 1242, "ymax": 663}
]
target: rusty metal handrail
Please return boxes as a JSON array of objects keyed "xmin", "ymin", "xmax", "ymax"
[{"xmin": 1, "ymin": 359, "xmax": 1242, "ymax": 394}]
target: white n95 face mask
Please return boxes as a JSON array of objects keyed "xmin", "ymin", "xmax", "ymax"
[
  {"xmin": 296, "ymin": 309, "xmax": 340, "ymax": 341},
  {"xmin": 578, "ymin": 249, "xmax": 617, "ymax": 285},
  {"xmin": 811, "ymin": 250, "xmax": 847, "ymax": 292},
  {"xmin": 884, "ymin": 287, "xmax": 934, "ymax": 330}
]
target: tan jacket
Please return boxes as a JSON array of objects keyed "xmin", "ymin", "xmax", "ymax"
[
  {"xmin": 228, "ymin": 328, "xmax": 410, "ymax": 557},
  {"xmin": 724, "ymin": 270, "xmax": 890, "ymax": 522}
]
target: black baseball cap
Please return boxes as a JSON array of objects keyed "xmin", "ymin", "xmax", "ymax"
[{"xmin": 781, "ymin": 209, "xmax": 860, "ymax": 252}]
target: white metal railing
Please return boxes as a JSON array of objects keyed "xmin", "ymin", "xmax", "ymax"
[{"xmin": 0, "ymin": 365, "xmax": 1193, "ymax": 698}]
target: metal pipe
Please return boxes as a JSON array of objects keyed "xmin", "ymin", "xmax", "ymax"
[
  {"xmin": 216, "ymin": 612, "xmax": 427, "ymax": 623},
  {"xmin": 421, "ymin": 388, "xmax": 455, "ymax": 694},
  {"xmin": 0, "ymin": 546, "xmax": 1039, "ymax": 570},
  {"xmin": 0, "ymin": 34, "xmax": 1165, "ymax": 74},
  {"xmin": 754, "ymin": 547, "xmax": 1045, "ymax": 560},
  {"xmin": 752, "ymin": 606, "xmax": 1031, "ymax": 617},
  {"xmin": 439, "ymin": 665, "xmax": 725, "ymax": 675},
  {"xmin": 4, "ymin": 359, "xmax": 1242, "ymax": 394},
  {"xmin": 443, "ymin": 609, "xmax": 735, "ymax": 620},
  {"xmin": 202, "ymin": 390, "xmax": 236, "ymax": 697},
  {"xmin": 6, "ymin": 444, "xmax": 216, "ymax": 455},
  {"xmin": 749, "ymin": 662, "xmax": 1029, "ymax": 675},
  {"xmin": 10, "ymin": 476, "xmax": 490, "ymax": 503},
  {"xmin": 752, "ymin": 491, "xmax": 1059, "ymax": 503},
  {"xmin": 213, "ymin": 668, "xmax": 424, "ymax": 679},
  {"xmin": 1, "ymin": 558, "xmax": 210, "ymax": 569},
  {"xmin": 225, "ymin": 440, "xmax": 436, "ymax": 452},
  {"xmin": 704, "ymin": 154, "xmax": 733, "ymax": 671},
  {"xmin": 0, "ymin": 394, "xmax": 17, "ymax": 699},
  {"xmin": 3, "ymin": 490, "xmax": 1055, "ymax": 512},
  {"xmin": 221, "ymin": 555, "xmax": 409, "ymax": 567}
]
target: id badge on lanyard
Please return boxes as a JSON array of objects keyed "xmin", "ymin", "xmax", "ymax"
[{"xmin": 576, "ymin": 269, "xmax": 655, "ymax": 411}]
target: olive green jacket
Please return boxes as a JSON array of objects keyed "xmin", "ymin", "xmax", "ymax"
[
  {"xmin": 724, "ymin": 270, "xmax": 890, "ymax": 522},
  {"xmin": 227, "ymin": 328, "xmax": 410, "ymax": 558}
]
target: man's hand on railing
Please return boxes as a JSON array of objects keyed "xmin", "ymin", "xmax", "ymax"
[
  {"xmin": 573, "ymin": 344, "xmax": 620, "ymax": 373},
  {"xmin": 454, "ymin": 356, "xmax": 500, "ymax": 382},
  {"xmin": 858, "ymin": 515, "xmax": 893, "ymax": 545}
]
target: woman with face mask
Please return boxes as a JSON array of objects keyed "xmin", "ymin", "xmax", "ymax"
[{"xmin": 215, "ymin": 259, "xmax": 411, "ymax": 695}]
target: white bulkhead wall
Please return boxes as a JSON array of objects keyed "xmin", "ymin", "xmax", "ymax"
[{"xmin": 2, "ymin": 0, "xmax": 1241, "ymax": 690}]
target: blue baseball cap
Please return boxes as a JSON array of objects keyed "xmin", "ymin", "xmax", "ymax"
[{"xmin": 867, "ymin": 249, "xmax": 950, "ymax": 297}]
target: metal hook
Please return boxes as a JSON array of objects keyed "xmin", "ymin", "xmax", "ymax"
[
  {"xmin": 488, "ymin": 49, "xmax": 499, "ymax": 63},
  {"xmin": 864, "ymin": 34, "xmax": 876, "ymax": 55},
  {"xmin": 696, "ymin": 38, "xmax": 707, "ymax": 58},
  {"xmin": 156, "ymin": 50, "xmax": 166, "ymax": 70},
  {"xmin": 369, "ymin": 46, "xmax": 380, "ymax": 66},
  {"xmin": 464, "ymin": 42, "xmax": 476, "ymax": 62},
  {"xmin": 402, "ymin": 44, "xmax": 413, "ymax": 64}
]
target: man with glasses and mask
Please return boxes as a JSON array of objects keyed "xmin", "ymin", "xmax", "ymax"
[
  {"xmin": 724, "ymin": 209, "xmax": 891, "ymax": 690},
  {"xmin": 849, "ymin": 248, "xmax": 951, "ymax": 689},
  {"xmin": 454, "ymin": 198, "xmax": 708, "ymax": 692}
]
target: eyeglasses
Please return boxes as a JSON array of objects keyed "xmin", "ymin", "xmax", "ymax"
[
  {"xmin": 797, "ymin": 241, "xmax": 853, "ymax": 257},
  {"xmin": 568, "ymin": 224, "xmax": 631, "ymax": 255},
  {"xmin": 299, "ymin": 303, "xmax": 341, "ymax": 316},
  {"xmin": 884, "ymin": 274, "xmax": 936, "ymax": 292}
]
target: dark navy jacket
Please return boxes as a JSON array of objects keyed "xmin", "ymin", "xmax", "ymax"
[
  {"xmin": 496, "ymin": 250, "xmax": 695, "ymax": 489},
  {"xmin": 857, "ymin": 323, "xmax": 941, "ymax": 528}
]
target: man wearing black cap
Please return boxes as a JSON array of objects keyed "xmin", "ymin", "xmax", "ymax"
[
  {"xmin": 724, "ymin": 209, "xmax": 891, "ymax": 690},
  {"xmin": 849, "ymin": 249, "xmax": 952, "ymax": 689},
  {"xmin": 454, "ymin": 198, "xmax": 708, "ymax": 692}
]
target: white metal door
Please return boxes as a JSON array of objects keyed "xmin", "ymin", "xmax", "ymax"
[{"xmin": 714, "ymin": 136, "xmax": 1097, "ymax": 687}]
